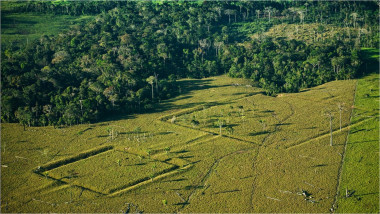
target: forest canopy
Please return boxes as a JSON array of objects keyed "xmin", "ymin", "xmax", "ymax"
[{"xmin": 1, "ymin": 0, "xmax": 378, "ymax": 127}]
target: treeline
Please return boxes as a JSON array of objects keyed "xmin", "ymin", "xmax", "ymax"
[
  {"xmin": 1, "ymin": 1, "xmax": 378, "ymax": 127},
  {"xmin": 226, "ymin": 37, "xmax": 363, "ymax": 95}
]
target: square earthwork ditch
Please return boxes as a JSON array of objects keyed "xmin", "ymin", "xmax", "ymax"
[{"xmin": 46, "ymin": 150, "xmax": 176, "ymax": 194}]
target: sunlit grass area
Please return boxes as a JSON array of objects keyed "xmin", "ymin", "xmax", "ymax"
[
  {"xmin": 1, "ymin": 12, "xmax": 93, "ymax": 47},
  {"xmin": 336, "ymin": 72, "xmax": 379, "ymax": 213},
  {"xmin": 2, "ymin": 74, "xmax": 373, "ymax": 212}
]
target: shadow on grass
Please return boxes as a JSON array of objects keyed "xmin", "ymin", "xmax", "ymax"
[
  {"xmin": 178, "ymin": 155, "xmax": 194, "ymax": 159},
  {"xmin": 1, "ymin": 16, "xmax": 38, "ymax": 27},
  {"xmin": 87, "ymin": 77, "xmax": 264, "ymax": 124},
  {"xmin": 356, "ymin": 192, "xmax": 379, "ymax": 197},
  {"xmin": 190, "ymin": 160, "xmax": 201, "ymax": 164},
  {"xmin": 172, "ymin": 150, "xmax": 189, "ymax": 154},
  {"xmin": 137, "ymin": 78, "xmax": 238, "ymax": 115},
  {"xmin": 346, "ymin": 140, "xmax": 378, "ymax": 145},
  {"xmin": 275, "ymin": 123, "xmax": 292, "ymax": 126},
  {"xmin": 174, "ymin": 202, "xmax": 190, "ymax": 206},
  {"xmin": 119, "ymin": 131, "xmax": 148, "ymax": 135},
  {"xmin": 351, "ymin": 128, "xmax": 367, "ymax": 134},
  {"xmin": 155, "ymin": 131, "xmax": 175, "ymax": 136},
  {"xmin": 311, "ymin": 164, "xmax": 327, "ymax": 167},
  {"xmin": 97, "ymin": 114, "xmax": 136, "ymax": 124},
  {"xmin": 178, "ymin": 79, "xmax": 229, "ymax": 94},
  {"xmin": 184, "ymin": 185, "xmax": 204, "ymax": 190},
  {"xmin": 205, "ymin": 123, "xmax": 239, "ymax": 129},
  {"xmin": 261, "ymin": 110, "xmax": 274, "ymax": 113},
  {"xmin": 248, "ymin": 130, "xmax": 271, "ymax": 136},
  {"xmin": 304, "ymin": 126, "xmax": 317, "ymax": 130}
]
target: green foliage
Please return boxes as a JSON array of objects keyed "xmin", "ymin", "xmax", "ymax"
[
  {"xmin": 164, "ymin": 147, "xmax": 171, "ymax": 154},
  {"xmin": 225, "ymin": 125, "xmax": 234, "ymax": 135},
  {"xmin": 134, "ymin": 127, "xmax": 142, "ymax": 134},
  {"xmin": 1, "ymin": 1, "xmax": 378, "ymax": 127},
  {"xmin": 190, "ymin": 119, "xmax": 200, "ymax": 128},
  {"xmin": 162, "ymin": 199, "xmax": 168, "ymax": 206}
]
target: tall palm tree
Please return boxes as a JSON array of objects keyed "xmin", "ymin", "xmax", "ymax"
[
  {"xmin": 350, "ymin": 12, "xmax": 358, "ymax": 28},
  {"xmin": 146, "ymin": 76, "xmax": 155, "ymax": 100},
  {"xmin": 264, "ymin": 7, "xmax": 273, "ymax": 22}
]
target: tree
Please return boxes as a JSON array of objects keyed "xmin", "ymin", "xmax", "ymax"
[
  {"xmin": 63, "ymin": 103, "xmax": 79, "ymax": 126},
  {"xmin": 337, "ymin": 103, "xmax": 345, "ymax": 131},
  {"xmin": 51, "ymin": 51, "xmax": 70, "ymax": 64},
  {"xmin": 190, "ymin": 119, "xmax": 200, "ymax": 128},
  {"xmin": 324, "ymin": 110, "xmax": 334, "ymax": 146},
  {"xmin": 15, "ymin": 107, "xmax": 32, "ymax": 131},
  {"xmin": 213, "ymin": 41, "xmax": 224, "ymax": 56},
  {"xmin": 146, "ymin": 76, "xmax": 155, "ymax": 100},
  {"xmin": 216, "ymin": 119, "xmax": 225, "ymax": 135},
  {"xmin": 226, "ymin": 125, "xmax": 234, "ymax": 135},
  {"xmin": 264, "ymin": 7, "xmax": 273, "ymax": 22},
  {"xmin": 170, "ymin": 116, "xmax": 176, "ymax": 124},
  {"xmin": 157, "ymin": 43, "xmax": 168, "ymax": 67},
  {"xmin": 154, "ymin": 72, "xmax": 159, "ymax": 97},
  {"xmin": 297, "ymin": 10, "xmax": 306, "ymax": 24},
  {"xmin": 224, "ymin": 9, "xmax": 235, "ymax": 24},
  {"xmin": 255, "ymin": 9, "xmax": 260, "ymax": 19},
  {"xmin": 350, "ymin": 12, "xmax": 358, "ymax": 29},
  {"xmin": 198, "ymin": 39, "xmax": 210, "ymax": 62},
  {"xmin": 120, "ymin": 33, "xmax": 131, "ymax": 45},
  {"xmin": 213, "ymin": 6, "xmax": 222, "ymax": 18},
  {"xmin": 258, "ymin": 119, "xmax": 266, "ymax": 131}
]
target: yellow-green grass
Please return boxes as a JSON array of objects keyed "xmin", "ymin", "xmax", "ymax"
[
  {"xmin": 128, "ymin": 136, "xmax": 258, "ymax": 213},
  {"xmin": 180, "ymin": 148, "xmax": 257, "ymax": 213},
  {"xmin": 46, "ymin": 150, "xmax": 176, "ymax": 194},
  {"xmin": 336, "ymin": 72, "xmax": 379, "ymax": 213},
  {"xmin": 1, "ymin": 11, "xmax": 93, "ymax": 47},
  {"xmin": 1, "ymin": 74, "xmax": 366, "ymax": 212},
  {"xmin": 175, "ymin": 80, "xmax": 356, "ymax": 148}
]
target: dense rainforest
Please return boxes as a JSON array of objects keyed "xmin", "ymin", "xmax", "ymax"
[{"xmin": 1, "ymin": 0, "xmax": 379, "ymax": 127}]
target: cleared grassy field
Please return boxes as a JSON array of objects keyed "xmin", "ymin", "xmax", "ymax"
[
  {"xmin": 1, "ymin": 11, "xmax": 93, "ymax": 47},
  {"xmin": 252, "ymin": 23, "xmax": 357, "ymax": 44},
  {"xmin": 335, "ymin": 72, "xmax": 379, "ymax": 213},
  {"xmin": 1, "ymin": 74, "xmax": 377, "ymax": 212}
]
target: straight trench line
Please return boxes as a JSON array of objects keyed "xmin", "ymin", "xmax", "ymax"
[
  {"xmin": 158, "ymin": 119, "xmax": 261, "ymax": 146},
  {"xmin": 156, "ymin": 92, "xmax": 264, "ymax": 146},
  {"xmin": 34, "ymin": 184, "xmax": 71, "ymax": 197},
  {"xmin": 285, "ymin": 116, "xmax": 376, "ymax": 150},
  {"xmin": 107, "ymin": 164, "xmax": 193, "ymax": 197},
  {"xmin": 34, "ymin": 172, "xmax": 106, "ymax": 196},
  {"xmin": 158, "ymin": 92, "xmax": 258, "ymax": 121},
  {"xmin": 331, "ymin": 80, "xmax": 358, "ymax": 213},
  {"xmin": 109, "ymin": 133, "xmax": 233, "ymax": 199}
]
